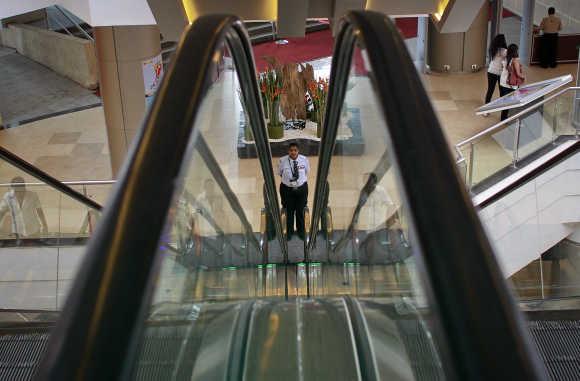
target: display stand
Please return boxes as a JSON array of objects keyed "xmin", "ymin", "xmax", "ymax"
[
  {"xmin": 475, "ymin": 75, "xmax": 573, "ymax": 152},
  {"xmin": 475, "ymin": 74, "xmax": 572, "ymax": 115}
]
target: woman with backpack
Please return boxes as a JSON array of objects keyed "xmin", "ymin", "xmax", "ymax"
[{"xmin": 499, "ymin": 44, "xmax": 525, "ymax": 121}]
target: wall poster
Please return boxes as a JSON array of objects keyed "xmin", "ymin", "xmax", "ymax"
[{"xmin": 142, "ymin": 54, "xmax": 164, "ymax": 109}]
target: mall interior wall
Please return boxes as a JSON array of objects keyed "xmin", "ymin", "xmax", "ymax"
[
  {"xmin": 0, "ymin": 23, "xmax": 98, "ymax": 89},
  {"xmin": 428, "ymin": 2, "xmax": 488, "ymax": 73}
]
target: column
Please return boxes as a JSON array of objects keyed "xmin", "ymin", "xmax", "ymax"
[
  {"xmin": 519, "ymin": 0, "xmax": 535, "ymax": 65},
  {"xmin": 94, "ymin": 26, "xmax": 161, "ymax": 177},
  {"xmin": 428, "ymin": 3, "xmax": 488, "ymax": 73},
  {"xmin": 490, "ymin": 0, "xmax": 503, "ymax": 39},
  {"xmin": 416, "ymin": 16, "xmax": 429, "ymax": 73}
]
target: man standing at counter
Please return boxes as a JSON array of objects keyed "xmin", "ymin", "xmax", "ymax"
[{"xmin": 540, "ymin": 7, "xmax": 562, "ymax": 68}]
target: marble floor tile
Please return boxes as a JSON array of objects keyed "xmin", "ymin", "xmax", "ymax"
[{"xmin": 48, "ymin": 132, "xmax": 82, "ymax": 145}]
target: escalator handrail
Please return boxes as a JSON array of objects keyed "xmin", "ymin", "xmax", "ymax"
[
  {"xmin": 308, "ymin": 11, "xmax": 546, "ymax": 380},
  {"xmin": 0, "ymin": 146, "xmax": 102, "ymax": 211},
  {"xmin": 35, "ymin": 15, "xmax": 285, "ymax": 380}
]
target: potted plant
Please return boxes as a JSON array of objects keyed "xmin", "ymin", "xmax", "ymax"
[
  {"xmin": 258, "ymin": 62, "xmax": 284, "ymax": 139},
  {"xmin": 307, "ymin": 77, "xmax": 329, "ymax": 138}
]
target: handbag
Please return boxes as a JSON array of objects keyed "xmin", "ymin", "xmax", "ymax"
[{"xmin": 507, "ymin": 59, "xmax": 524, "ymax": 87}]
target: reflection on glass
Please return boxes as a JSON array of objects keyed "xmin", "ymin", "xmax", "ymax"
[
  {"xmin": 470, "ymin": 130, "xmax": 513, "ymax": 187},
  {"xmin": 147, "ymin": 42, "xmax": 278, "ymax": 310},
  {"xmin": 0, "ymin": 176, "xmax": 48, "ymax": 238},
  {"xmin": 466, "ymin": 88, "xmax": 579, "ymax": 189},
  {"xmin": 0, "ymin": 165, "xmax": 103, "ymax": 314},
  {"xmin": 315, "ymin": 44, "xmax": 414, "ymax": 298}
]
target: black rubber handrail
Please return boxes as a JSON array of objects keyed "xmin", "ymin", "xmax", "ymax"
[
  {"xmin": 35, "ymin": 15, "xmax": 285, "ymax": 380},
  {"xmin": 0, "ymin": 146, "xmax": 102, "ymax": 211},
  {"xmin": 308, "ymin": 10, "xmax": 547, "ymax": 380}
]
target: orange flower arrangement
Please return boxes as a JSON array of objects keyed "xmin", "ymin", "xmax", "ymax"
[
  {"xmin": 308, "ymin": 77, "xmax": 329, "ymax": 130},
  {"xmin": 258, "ymin": 62, "xmax": 284, "ymax": 125}
]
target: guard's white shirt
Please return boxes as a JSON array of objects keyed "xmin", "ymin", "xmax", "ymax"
[
  {"xmin": 0, "ymin": 190, "xmax": 42, "ymax": 236},
  {"xmin": 278, "ymin": 154, "xmax": 310, "ymax": 187}
]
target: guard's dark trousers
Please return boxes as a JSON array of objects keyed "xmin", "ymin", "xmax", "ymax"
[
  {"xmin": 541, "ymin": 33, "xmax": 558, "ymax": 68},
  {"xmin": 280, "ymin": 182, "xmax": 308, "ymax": 239}
]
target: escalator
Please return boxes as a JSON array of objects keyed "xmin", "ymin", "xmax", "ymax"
[{"xmin": 0, "ymin": 10, "xmax": 564, "ymax": 381}]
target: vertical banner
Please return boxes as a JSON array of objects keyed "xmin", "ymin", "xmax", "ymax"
[{"xmin": 142, "ymin": 54, "xmax": 164, "ymax": 108}]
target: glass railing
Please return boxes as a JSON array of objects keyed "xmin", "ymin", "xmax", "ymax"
[
  {"xmin": 456, "ymin": 87, "xmax": 580, "ymax": 191},
  {"xmin": 0, "ymin": 149, "xmax": 111, "ymax": 312}
]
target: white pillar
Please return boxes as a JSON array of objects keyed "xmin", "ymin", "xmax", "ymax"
[
  {"xmin": 519, "ymin": 0, "xmax": 535, "ymax": 65},
  {"xmin": 416, "ymin": 16, "xmax": 429, "ymax": 73}
]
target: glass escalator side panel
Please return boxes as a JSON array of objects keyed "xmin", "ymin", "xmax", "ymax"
[
  {"xmin": 0, "ymin": 159, "xmax": 103, "ymax": 316},
  {"xmin": 129, "ymin": 40, "xmax": 283, "ymax": 379},
  {"xmin": 151, "ymin": 43, "xmax": 269, "ymax": 309},
  {"xmin": 313, "ymin": 36, "xmax": 451, "ymax": 379},
  {"xmin": 317, "ymin": 44, "xmax": 413, "ymax": 299}
]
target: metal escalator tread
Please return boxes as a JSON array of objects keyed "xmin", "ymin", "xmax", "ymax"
[
  {"xmin": 528, "ymin": 320, "xmax": 580, "ymax": 381},
  {"xmin": 395, "ymin": 319, "xmax": 445, "ymax": 381},
  {"xmin": 0, "ymin": 325, "xmax": 204, "ymax": 381},
  {"xmin": 0, "ymin": 330, "xmax": 50, "ymax": 380},
  {"xmin": 133, "ymin": 325, "xmax": 191, "ymax": 380}
]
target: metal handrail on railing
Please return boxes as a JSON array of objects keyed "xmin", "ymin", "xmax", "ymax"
[
  {"xmin": 455, "ymin": 86, "xmax": 580, "ymax": 187},
  {"xmin": 0, "ymin": 180, "xmax": 115, "ymax": 188},
  {"xmin": 53, "ymin": 5, "xmax": 94, "ymax": 41}
]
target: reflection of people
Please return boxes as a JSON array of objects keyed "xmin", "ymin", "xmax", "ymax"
[
  {"xmin": 484, "ymin": 34, "xmax": 507, "ymax": 109},
  {"xmin": 278, "ymin": 142, "xmax": 310, "ymax": 240},
  {"xmin": 499, "ymin": 44, "xmax": 525, "ymax": 121},
  {"xmin": 175, "ymin": 195, "xmax": 200, "ymax": 263},
  {"xmin": 358, "ymin": 173, "xmax": 407, "ymax": 265},
  {"xmin": 195, "ymin": 179, "xmax": 226, "ymax": 258},
  {"xmin": 540, "ymin": 7, "xmax": 562, "ymax": 69},
  {"xmin": 79, "ymin": 208, "xmax": 100, "ymax": 235},
  {"xmin": 196, "ymin": 179, "xmax": 224, "ymax": 237},
  {"xmin": 0, "ymin": 177, "xmax": 48, "ymax": 237},
  {"xmin": 359, "ymin": 173, "xmax": 397, "ymax": 231}
]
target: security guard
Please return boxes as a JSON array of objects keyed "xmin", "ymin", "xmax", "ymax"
[
  {"xmin": 539, "ymin": 7, "xmax": 562, "ymax": 68},
  {"xmin": 278, "ymin": 142, "xmax": 310, "ymax": 240}
]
